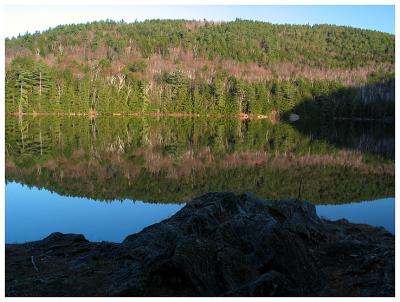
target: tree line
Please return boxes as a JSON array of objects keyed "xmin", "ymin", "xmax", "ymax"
[{"xmin": 5, "ymin": 56, "xmax": 394, "ymax": 119}]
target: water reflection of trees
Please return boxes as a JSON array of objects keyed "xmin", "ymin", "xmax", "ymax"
[{"xmin": 5, "ymin": 116, "xmax": 394, "ymax": 204}]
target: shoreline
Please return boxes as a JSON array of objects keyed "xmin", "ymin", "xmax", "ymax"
[
  {"xmin": 7, "ymin": 111, "xmax": 394, "ymax": 122},
  {"xmin": 7, "ymin": 111, "xmax": 270, "ymax": 120}
]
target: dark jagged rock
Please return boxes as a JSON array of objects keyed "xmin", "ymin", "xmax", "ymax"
[{"xmin": 5, "ymin": 192, "xmax": 394, "ymax": 297}]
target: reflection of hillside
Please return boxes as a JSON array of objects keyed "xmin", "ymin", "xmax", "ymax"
[{"xmin": 5, "ymin": 116, "xmax": 394, "ymax": 204}]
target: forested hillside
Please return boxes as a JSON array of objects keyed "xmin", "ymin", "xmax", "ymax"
[{"xmin": 5, "ymin": 19, "xmax": 395, "ymax": 118}]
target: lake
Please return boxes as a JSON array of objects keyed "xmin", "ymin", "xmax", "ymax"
[{"xmin": 5, "ymin": 116, "xmax": 395, "ymax": 243}]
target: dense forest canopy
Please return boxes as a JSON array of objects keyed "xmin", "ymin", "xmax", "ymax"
[
  {"xmin": 5, "ymin": 19, "xmax": 395, "ymax": 118},
  {"xmin": 6, "ymin": 19, "xmax": 395, "ymax": 68}
]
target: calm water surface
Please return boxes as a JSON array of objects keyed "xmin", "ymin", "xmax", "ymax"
[
  {"xmin": 5, "ymin": 182, "xmax": 184, "ymax": 243},
  {"xmin": 6, "ymin": 182, "xmax": 394, "ymax": 243},
  {"xmin": 5, "ymin": 116, "xmax": 395, "ymax": 243}
]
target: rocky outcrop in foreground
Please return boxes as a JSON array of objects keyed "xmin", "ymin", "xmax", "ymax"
[{"xmin": 6, "ymin": 193, "xmax": 394, "ymax": 296}]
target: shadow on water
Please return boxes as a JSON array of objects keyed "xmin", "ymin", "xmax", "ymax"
[{"xmin": 287, "ymin": 118, "xmax": 394, "ymax": 160}]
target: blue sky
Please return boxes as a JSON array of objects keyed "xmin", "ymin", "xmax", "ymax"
[{"xmin": 5, "ymin": 5, "xmax": 395, "ymax": 38}]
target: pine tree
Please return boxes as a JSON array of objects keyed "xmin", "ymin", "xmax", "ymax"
[{"xmin": 139, "ymin": 80, "xmax": 150, "ymax": 113}]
